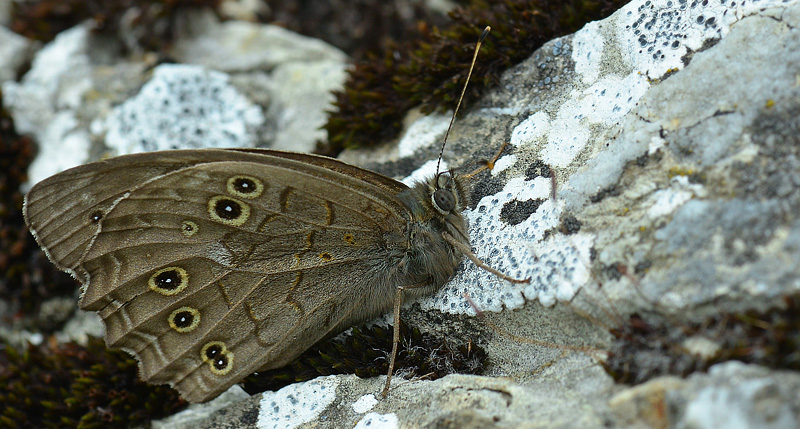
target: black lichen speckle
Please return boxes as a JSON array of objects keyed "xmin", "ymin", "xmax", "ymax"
[
  {"xmin": 525, "ymin": 159, "xmax": 552, "ymax": 180},
  {"xmin": 500, "ymin": 198, "xmax": 543, "ymax": 226},
  {"xmin": 633, "ymin": 260, "xmax": 652, "ymax": 274},
  {"xmin": 589, "ymin": 185, "xmax": 620, "ymax": 203},
  {"xmin": 560, "ymin": 214, "xmax": 582, "ymax": 234},
  {"xmin": 470, "ymin": 175, "xmax": 505, "ymax": 210}
]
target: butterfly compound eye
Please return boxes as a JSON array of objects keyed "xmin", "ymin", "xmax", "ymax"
[{"xmin": 432, "ymin": 188, "xmax": 456, "ymax": 213}]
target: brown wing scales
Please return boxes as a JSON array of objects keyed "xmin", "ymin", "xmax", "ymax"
[{"xmin": 24, "ymin": 151, "xmax": 413, "ymax": 403}]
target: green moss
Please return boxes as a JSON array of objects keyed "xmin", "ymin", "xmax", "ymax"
[
  {"xmin": 0, "ymin": 337, "xmax": 186, "ymax": 428},
  {"xmin": 322, "ymin": 0, "xmax": 628, "ymax": 154}
]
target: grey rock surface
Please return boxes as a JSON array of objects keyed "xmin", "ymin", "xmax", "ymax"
[
  {"xmin": 4, "ymin": 0, "xmax": 800, "ymax": 427},
  {"xmin": 1, "ymin": 13, "xmax": 347, "ymax": 186},
  {"xmin": 154, "ymin": 0, "xmax": 800, "ymax": 427}
]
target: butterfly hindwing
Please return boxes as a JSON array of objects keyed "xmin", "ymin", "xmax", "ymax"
[{"xmin": 24, "ymin": 149, "xmax": 414, "ymax": 403}]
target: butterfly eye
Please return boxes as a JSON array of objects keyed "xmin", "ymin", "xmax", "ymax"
[{"xmin": 432, "ymin": 188, "xmax": 456, "ymax": 213}]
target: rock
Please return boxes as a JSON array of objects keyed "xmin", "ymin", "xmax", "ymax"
[
  {"xmin": 240, "ymin": 0, "xmax": 800, "ymax": 426},
  {"xmin": 103, "ymin": 64, "xmax": 266, "ymax": 155},
  {"xmin": 2, "ymin": 12, "xmax": 347, "ymax": 186},
  {"xmin": 6, "ymin": 0, "xmax": 800, "ymax": 427},
  {"xmin": 0, "ymin": 25, "xmax": 37, "ymax": 83},
  {"xmin": 170, "ymin": 10, "xmax": 348, "ymax": 152},
  {"xmin": 2, "ymin": 24, "xmax": 99, "ymax": 186}
]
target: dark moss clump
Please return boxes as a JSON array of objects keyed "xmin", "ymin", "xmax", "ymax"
[
  {"xmin": 242, "ymin": 322, "xmax": 486, "ymax": 395},
  {"xmin": 0, "ymin": 92, "xmax": 77, "ymax": 318},
  {"xmin": 10, "ymin": 0, "xmax": 222, "ymax": 51},
  {"xmin": 322, "ymin": 0, "xmax": 628, "ymax": 154},
  {"xmin": 263, "ymin": 0, "xmax": 457, "ymax": 61},
  {"xmin": 0, "ymin": 336, "xmax": 186, "ymax": 428},
  {"xmin": 603, "ymin": 293, "xmax": 800, "ymax": 384}
]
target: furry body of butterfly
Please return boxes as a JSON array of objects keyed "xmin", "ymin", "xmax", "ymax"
[{"xmin": 24, "ymin": 148, "xmax": 471, "ymax": 403}]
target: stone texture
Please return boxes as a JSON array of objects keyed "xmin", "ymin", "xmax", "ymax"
[
  {"xmin": 1, "ymin": 12, "xmax": 347, "ymax": 186},
  {"xmin": 4, "ymin": 0, "xmax": 800, "ymax": 427}
]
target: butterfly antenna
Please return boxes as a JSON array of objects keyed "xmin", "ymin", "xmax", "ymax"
[{"xmin": 435, "ymin": 26, "xmax": 491, "ymax": 178}]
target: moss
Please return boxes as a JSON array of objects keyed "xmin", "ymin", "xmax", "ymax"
[
  {"xmin": 603, "ymin": 293, "xmax": 800, "ymax": 384},
  {"xmin": 322, "ymin": 0, "xmax": 628, "ymax": 154},
  {"xmin": 242, "ymin": 321, "xmax": 486, "ymax": 394},
  {"xmin": 1, "ymin": 95, "xmax": 185, "ymax": 427},
  {"xmin": 10, "ymin": 0, "xmax": 222, "ymax": 51},
  {"xmin": 0, "ymin": 337, "xmax": 186, "ymax": 428},
  {"xmin": 0, "ymin": 91, "xmax": 77, "ymax": 319},
  {"xmin": 262, "ymin": 0, "xmax": 459, "ymax": 61}
]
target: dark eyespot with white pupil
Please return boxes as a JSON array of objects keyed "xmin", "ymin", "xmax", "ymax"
[
  {"xmin": 173, "ymin": 311, "xmax": 194, "ymax": 328},
  {"xmin": 214, "ymin": 198, "xmax": 242, "ymax": 219},
  {"xmin": 205, "ymin": 344, "xmax": 222, "ymax": 359},
  {"xmin": 155, "ymin": 270, "xmax": 182, "ymax": 291},
  {"xmin": 433, "ymin": 189, "xmax": 456, "ymax": 213},
  {"xmin": 213, "ymin": 355, "xmax": 229, "ymax": 370},
  {"xmin": 90, "ymin": 210, "xmax": 103, "ymax": 223},
  {"xmin": 232, "ymin": 177, "xmax": 256, "ymax": 194}
]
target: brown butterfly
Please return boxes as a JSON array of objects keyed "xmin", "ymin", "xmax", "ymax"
[{"xmin": 24, "ymin": 26, "xmax": 526, "ymax": 403}]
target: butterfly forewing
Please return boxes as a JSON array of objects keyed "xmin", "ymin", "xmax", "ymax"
[{"xmin": 24, "ymin": 149, "xmax": 415, "ymax": 403}]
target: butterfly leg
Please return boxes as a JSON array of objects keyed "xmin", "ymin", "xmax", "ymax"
[
  {"xmin": 381, "ymin": 280, "xmax": 432, "ymax": 397},
  {"xmin": 462, "ymin": 141, "xmax": 510, "ymax": 179}
]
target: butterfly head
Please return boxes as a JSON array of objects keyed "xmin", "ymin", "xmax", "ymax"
[{"xmin": 431, "ymin": 171, "xmax": 465, "ymax": 216}]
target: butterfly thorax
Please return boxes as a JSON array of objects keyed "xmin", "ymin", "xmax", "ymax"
[{"xmin": 393, "ymin": 174, "xmax": 470, "ymax": 299}]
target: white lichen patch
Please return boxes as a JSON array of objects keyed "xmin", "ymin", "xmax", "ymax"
[
  {"xmin": 417, "ymin": 172, "xmax": 594, "ymax": 314},
  {"xmin": 612, "ymin": 0, "xmax": 787, "ymax": 78},
  {"xmin": 351, "ymin": 393, "xmax": 378, "ymax": 414},
  {"xmin": 412, "ymin": 0, "xmax": 785, "ymax": 317},
  {"xmin": 2, "ymin": 25, "xmax": 95, "ymax": 186},
  {"xmin": 401, "ymin": 159, "xmax": 448, "ymax": 187},
  {"xmin": 513, "ymin": 71, "xmax": 649, "ymax": 170},
  {"xmin": 354, "ymin": 412, "xmax": 399, "ymax": 429},
  {"xmin": 515, "ymin": 0, "xmax": 792, "ymax": 199},
  {"xmin": 510, "ymin": 111, "xmax": 550, "ymax": 150},
  {"xmin": 256, "ymin": 375, "xmax": 339, "ymax": 429},
  {"xmin": 104, "ymin": 64, "xmax": 265, "ymax": 155},
  {"xmin": 491, "ymin": 154, "xmax": 517, "ymax": 176},
  {"xmin": 396, "ymin": 113, "xmax": 451, "ymax": 158},
  {"xmin": 646, "ymin": 176, "xmax": 699, "ymax": 219}
]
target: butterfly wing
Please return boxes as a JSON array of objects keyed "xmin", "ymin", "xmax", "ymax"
[{"xmin": 24, "ymin": 149, "xmax": 413, "ymax": 402}]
